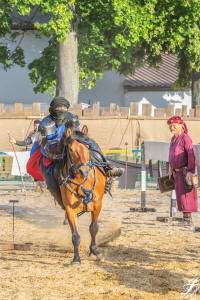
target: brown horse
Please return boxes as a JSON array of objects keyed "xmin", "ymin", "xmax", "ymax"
[{"xmin": 60, "ymin": 125, "xmax": 106, "ymax": 264}]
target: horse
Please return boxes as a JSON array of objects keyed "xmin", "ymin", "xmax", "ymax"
[{"xmin": 59, "ymin": 125, "xmax": 106, "ymax": 264}]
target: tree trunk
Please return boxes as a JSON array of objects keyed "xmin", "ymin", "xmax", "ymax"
[
  {"xmin": 56, "ymin": 26, "xmax": 79, "ymax": 106},
  {"xmin": 192, "ymin": 70, "xmax": 200, "ymax": 108}
]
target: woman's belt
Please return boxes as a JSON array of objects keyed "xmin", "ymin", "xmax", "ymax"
[{"xmin": 173, "ymin": 167, "xmax": 187, "ymax": 172}]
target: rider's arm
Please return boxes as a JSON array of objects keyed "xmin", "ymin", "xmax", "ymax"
[
  {"xmin": 15, "ymin": 136, "xmax": 33, "ymax": 146},
  {"xmin": 15, "ymin": 131, "xmax": 36, "ymax": 147}
]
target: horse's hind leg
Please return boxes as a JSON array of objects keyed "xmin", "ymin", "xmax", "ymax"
[{"xmin": 89, "ymin": 212, "xmax": 99, "ymax": 257}]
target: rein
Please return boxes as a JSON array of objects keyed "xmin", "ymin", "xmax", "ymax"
[{"xmin": 60, "ymin": 138, "xmax": 97, "ymax": 206}]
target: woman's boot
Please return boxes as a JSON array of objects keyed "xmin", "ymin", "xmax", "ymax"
[{"xmin": 183, "ymin": 212, "xmax": 193, "ymax": 226}]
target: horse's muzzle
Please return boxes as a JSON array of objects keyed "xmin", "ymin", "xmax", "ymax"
[{"xmin": 79, "ymin": 166, "xmax": 90, "ymax": 179}]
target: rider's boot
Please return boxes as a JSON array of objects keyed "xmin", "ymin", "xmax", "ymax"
[
  {"xmin": 104, "ymin": 166, "xmax": 124, "ymax": 195},
  {"xmin": 106, "ymin": 167, "xmax": 124, "ymax": 177},
  {"xmin": 104, "ymin": 165, "xmax": 124, "ymax": 195},
  {"xmin": 91, "ymin": 141, "xmax": 124, "ymax": 178}
]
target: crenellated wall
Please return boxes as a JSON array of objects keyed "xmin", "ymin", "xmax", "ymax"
[
  {"xmin": 0, "ymin": 102, "xmax": 200, "ymax": 152},
  {"xmin": 0, "ymin": 102, "xmax": 199, "ymax": 118}
]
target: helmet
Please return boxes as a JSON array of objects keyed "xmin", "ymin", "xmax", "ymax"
[{"xmin": 38, "ymin": 116, "xmax": 57, "ymax": 137}]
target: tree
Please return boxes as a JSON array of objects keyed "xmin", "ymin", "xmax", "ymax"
[
  {"xmin": 0, "ymin": 1, "xmax": 25, "ymax": 70},
  {"xmin": 27, "ymin": 0, "xmax": 152, "ymax": 105},
  {"xmin": 1, "ymin": 1, "xmax": 200, "ymax": 106},
  {"xmin": 139, "ymin": 0, "xmax": 200, "ymax": 107}
]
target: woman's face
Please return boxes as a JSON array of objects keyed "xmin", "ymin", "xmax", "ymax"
[{"xmin": 169, "ymin": 123, "xmax": 183, "ymax": 136}]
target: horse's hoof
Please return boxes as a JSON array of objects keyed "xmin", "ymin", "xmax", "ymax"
[
  {"xmin": 71, "ymin": 257, "xmax": 81, "ymax": 265},
  {"xmin": 71, "ymin": 259, "xmax": 81, "ymax": 265},
  {"xmin": 88, "ymin": 253, "xmax": 100, "ymax": 261}
]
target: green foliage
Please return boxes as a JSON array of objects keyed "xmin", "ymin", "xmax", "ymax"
[
  {"xmin": 140, "ymin": 0, "xmax": 200, "ymax": 89},
  {"xmin": 1, "ymin": 0, "xmax": 200, "ymax": 93},
  {"xmin": 0, "ymin": 0, "xmax": 25, "ymax": 69},
  {"xmin": 28, "ymin": 0, "xmax": 150, "ymax": 93},
  {"xmin": 15, "ymin": 0, "xmax": 74, "ymax": 41},
  {"xmin": 28, "ymin": 38, "xmax": 56, "ymax": 94}
]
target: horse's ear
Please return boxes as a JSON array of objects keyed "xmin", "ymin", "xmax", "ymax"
[
  {"xmin": 66, "ymin": 127, "xmax": 72, "ymax": 137},
  {"xmin": 82, "ymin": 125, "xmax": 88, "ymax": 135}
]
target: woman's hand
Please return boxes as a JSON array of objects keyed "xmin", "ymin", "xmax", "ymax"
[
  {"xmin": 168, "ymin": 168, "xmax": 173, "ymax": 179},
  {"xmin": 185, "ymin": 172, "xmax": 193, "ymax": 186}
]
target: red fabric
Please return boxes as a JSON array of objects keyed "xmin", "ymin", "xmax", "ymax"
[
  {"xmin": 167, "ymin": 116, "xmax": 188, "ymax": 134},
  {"xmin": 169, "ymin": 133, "xmax": 198, "ymax": 212},
  {"xmin": 26, "ymin": 148, "xmax": 45, "ymax": 181},
  {"xmin": 43, "ymin": 156, "xmax": 52, "ymax": 167}
]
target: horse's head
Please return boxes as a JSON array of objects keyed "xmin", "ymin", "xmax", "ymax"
[{"xmin": 64, "ymin": 125, "xmax": 91, "ymax": 180}]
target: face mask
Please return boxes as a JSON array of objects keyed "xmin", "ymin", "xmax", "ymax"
[{"xmin": 50, "ymin": 109, "xmax": 68, "ymax": 126}]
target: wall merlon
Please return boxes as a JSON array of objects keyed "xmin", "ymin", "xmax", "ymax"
[{"xmin": 0, "ymin": 102, "xmax": 199, "ymax": 120}]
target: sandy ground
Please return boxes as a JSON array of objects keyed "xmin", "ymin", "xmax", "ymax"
[{"xmin": 0, "ymin": 188, "xmax": 200, "ymax": 300}]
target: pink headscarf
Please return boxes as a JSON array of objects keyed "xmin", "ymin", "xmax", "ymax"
[{"xmin": 167, "ymin": 116, "xmax": 188, "ymax": 134}]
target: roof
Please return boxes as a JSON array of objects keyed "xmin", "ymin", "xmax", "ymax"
[
  {"xmin": 11, "ymin": 7, "xmax": 50, "ymax": 29},
  {"xmin": 124, "ymin": 54, "xmax": 178, "ymax": 91}
]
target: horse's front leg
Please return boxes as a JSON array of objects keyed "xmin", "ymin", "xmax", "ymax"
[
  {"xmin": 72, "ymin": 227, "xmax": 81, "ymax": 264},
  {"xmin": 89, "ymin": 211, "xmax": 100, "ymax": 257},
  {"xmin": 66, "ymin": 208, "xmax": 81, "ymax": 264}
]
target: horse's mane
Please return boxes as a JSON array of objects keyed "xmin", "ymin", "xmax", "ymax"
[{"xmin": 64, "ymin": 130, "xmax": 91, "ymax": 145}]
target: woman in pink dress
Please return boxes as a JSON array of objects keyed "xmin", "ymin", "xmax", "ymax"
[{"xmin": 168, "ymin": 116, "xmax": 198, "ymax": 225}]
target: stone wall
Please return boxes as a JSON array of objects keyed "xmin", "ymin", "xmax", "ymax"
[
  {"xmin": 1, "ymin": 102, "xmax": 200, "ymax": 152},
  {"xmin": 0, "ymin": 102, "xmax": 199, "ymax": 118}
]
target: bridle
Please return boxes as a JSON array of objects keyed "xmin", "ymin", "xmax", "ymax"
[{"xmin": 60, "ymin": 138, "xmax": 97, "ymax": 206}]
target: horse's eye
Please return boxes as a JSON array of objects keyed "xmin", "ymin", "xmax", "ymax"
[{"xmin": 69, "ymin": 148, "xmax": 73, "ymax": 152}]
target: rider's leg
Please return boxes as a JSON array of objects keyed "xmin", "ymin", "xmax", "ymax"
[
  {"xmin": 39, "ymin": 159, "xmax": 65, "ymax": 209},
  {"xmin": 91, "ymin": 140, "xmax": 124, "ymax": 177}
]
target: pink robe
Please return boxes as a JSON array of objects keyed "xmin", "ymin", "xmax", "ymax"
[{"xmin": 169, "ymin": 133, "xmax": 198, "ymax": 212}]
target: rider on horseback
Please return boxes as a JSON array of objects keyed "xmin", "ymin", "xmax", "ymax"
[{"xmin": 27, "ymin": 96, "xmax": 124, "ymax": 208}]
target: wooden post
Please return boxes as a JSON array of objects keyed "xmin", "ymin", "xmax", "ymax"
[
  {"xmin": 33, "ymin": 103, "xmax": 41, "ymax": 115},
  {"xmin": 142, "ymin": 103, "xmax": 152, "ymax": 116},
  {"xmin": 141, "ymin": 142, "xmax": 146, "ymax": 209},
  {"xmin": 195, "ymin": 105, "xmax": 200, "ymax": 117},
  {"xmin": 93, "ymin": 103, "xmax": 100, "ymax": 116},
  {"xmin": 130, "ymin": 102, "xmax": 138, "ymax": 116},
  {"xmin": 15, "ymin": 103, "xmax": 23, "ymax": 116},
  {"xmin": 44, "ymin": 106, "xmax": 49, "ymax": 116},
  {"xmin": 189, "ymin": 108, "xmax": 195, "ymax": 117},
  {"xmin": 182, "ymin": 105, "xmax": 187, "ymax": 117},
  {"xmin": 0, "ymin": 104, "xmax": 3, "ymax": 113}
]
